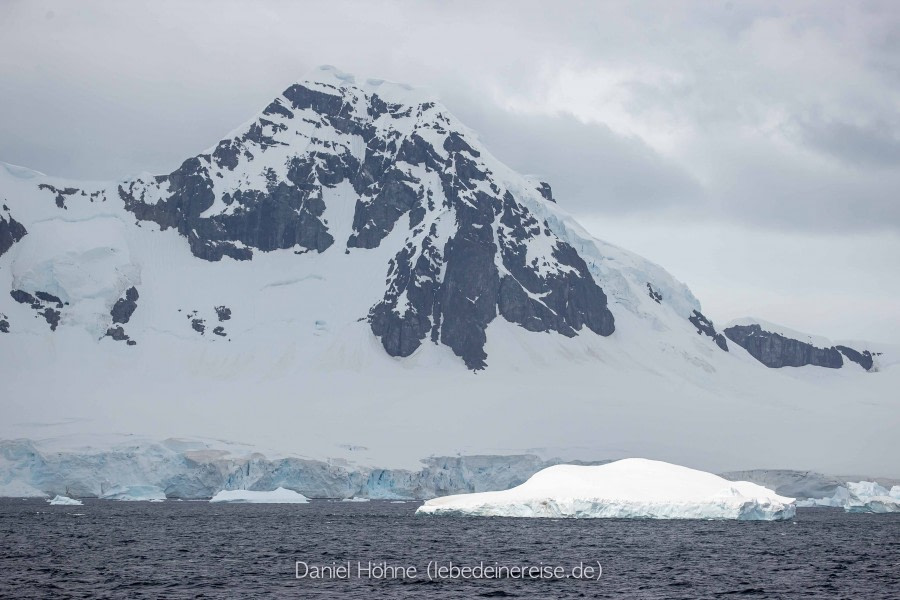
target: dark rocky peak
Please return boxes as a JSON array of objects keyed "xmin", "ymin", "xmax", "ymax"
[
  {"xmin": 111, "ymin": 287, "xmax": 139, "ymax": 324},
  {"xmin": 835, "ymin": 345, "xmax": 877, "ymax": 371},
  {"xmin": 116, "ymin": 72, "xmax": 458, "ymax": 262},
  {"xmin": 110, "ymin": 67, "xmax": 616, "ymax": 368},
  {"xmin": 724, "ymin": 323, "xmax": 842, "ymax": 369},
  {"xmin": 10, "ymin": 289, "xmax": 64, "ymax": 331},
  {"xmin": 689, "ymin": 310, "xmax": 728, "ymax": 351},
  {"xmin": 535, "ymin": 181, "xmax": 555, "ymax": 203},
  {"xmin": 0, "ymin": 207, "xmax": 27, "ymax": 257},
  {"xmin": 37, "ymin": 183, "xmax": 78, "ymax": 209}
]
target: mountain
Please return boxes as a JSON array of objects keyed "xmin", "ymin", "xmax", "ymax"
[{"xmin": 0, "ymin": 66, "xmax": 897, "ymax": 477}]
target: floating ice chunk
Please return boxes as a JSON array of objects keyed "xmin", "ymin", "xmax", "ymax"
[
  {"xmin": 845, "ymin": 481, "xmax": 900, "ymax": 513},
  {"xmin": 209, "ymin": 487, "xmax": 309, "ymax": 504},
  {"xmin": 340, "ymin": 497, "xmax": 370, "ymax": 502},
  {"xmin": 800, "ymin": 481, "xmax": 900, "ymax": 513},
  {"xmin": 416, "ymin": 458, "xmax": 795, "ymax": 520},
  {"xmin": 48, "ymin": 495, "xmax": 83, "ymax": 506},
  {"xmin": 101, "ymin": 485, "xmax": 166, "ymax": 502}
]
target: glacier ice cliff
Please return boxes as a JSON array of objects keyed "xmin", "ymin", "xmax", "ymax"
[{"xmin": 0, "ymin": 438, "xmax": 591, "ymax": 500}]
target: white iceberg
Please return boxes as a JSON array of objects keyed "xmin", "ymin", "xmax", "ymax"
[
  {"xmin": 209, "ymin": 487, "xmax": 309, "ymax": 504},
  {"xmin": 798, "ymin": 481, "xmax": 900, "ymax": 513},
  {"xmin": 47, "ymin": 495, "xmax": 83, "ymax": 506},
  {"xmin": 101, "ymin": 485, "xmax": 167, "ymax": 502},
  {"xmin": 340, "ymin": 497, "xmax": 370, "ymax": 502},
  {"xmin": 845, "ymin": 482, "xmax": 900, "ymax": 513},
  {"xmin": 416, "ymin": 458, "xmax": 796, "ymax": 520}
]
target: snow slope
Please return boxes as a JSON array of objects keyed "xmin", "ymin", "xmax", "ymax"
[
  {"xmin": 416, "ymin": 458, "xmax": 796, "ymax": 520},
  {"xmin": 0, "ymin": 66, "xmax": 897, "ymax": 477}
]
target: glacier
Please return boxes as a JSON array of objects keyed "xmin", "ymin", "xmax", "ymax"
[
  {"xmin": 3, "ymin": 436, "xmax": 898, "ymax": 511},
  {"xmin": 0, "ymin": 437, "xmax": 568, "ymax": 500},
  {"xmin": 416, "ymin": 458, "xmax": 796, "ymax": 520},
  {"xmin": 209, "ymin": 487, "xmax": 309, "ymax": 504}
]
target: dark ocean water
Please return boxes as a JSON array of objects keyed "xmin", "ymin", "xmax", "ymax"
[{"xmin": 1, "ymin": 499, "xmax": 898, "ymax": 599}]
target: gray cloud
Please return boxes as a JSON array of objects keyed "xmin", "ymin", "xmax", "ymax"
[
  {"xmin": 0, "ymin": 0, "xmax": 898, "ymax": 235},
  {"xmin": 445, "ymin": 97, "xmax": 704, "ymax": 215},
  {"xmin": 793, "ymin": 117, "xmax": 900, "ymax": 169}
]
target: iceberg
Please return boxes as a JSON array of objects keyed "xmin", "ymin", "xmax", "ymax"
[
  {"xmin": 797, "ymin": 481, "xmax": 900, "ymax": 513},
  {"xmin": 844, "ymin": 482, "xmax": 900, "ymax": 513},
  {"xmin": 100, "ymin": 485, "xmax": 166, "ymax": 502},
  {"xmin": 416, "ymin": 458, "xmax": 795, "ymax": 520},
  {"xmin": 47, "ymin": 495, "xmax": 83, "ymax": 506},
  {"xmin": 209, "ymin": 487, "xmax": 309, "ymax": 504}
]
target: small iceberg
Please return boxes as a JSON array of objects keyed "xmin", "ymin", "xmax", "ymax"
[
  {"xmin": 340, "ymin": 497, "xmax": 370, "ymax": 502},
  {"xmin": 47, "ymin": 495, "xmax": 83, "ymax": 506},
  {"xmin": 416, "ymin": 458, "xmax": 795, "ymax": 520},
  {"xmin": 209, "ymin": 487, "xmax": 309, "ymax": 504},
  {"xmin": 101, "ymin": 485, "xmax": 167, "ymax": 502}
]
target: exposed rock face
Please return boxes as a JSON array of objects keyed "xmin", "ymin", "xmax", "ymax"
[
  {"xmin": 37, "ymin": 183, "xmax": 79, "ymax": 209},
  {"xmin": 10, "ymin": 290, "xmax": 63, "ymax": 331},
  {"xmin": 0, "ymin": 210, "xmax": 27, "ymax": 257},
  {"xmin": 119, "ymin": 158, "xmax": 334, "ymax": 262},
  {"xmin": 836, "ymin": 346, "xmax": 875, "ymax": 371},
  {"xmin": 191, "ymin": 318, "xmax": 206, "ymax": 334},
  {"xmin": 104, "ymin": 325, "xmax": 136, "ymax": 346},
  {"xmin": 104, "ymin": 287, "xmax": 139, "ymax": 345},
  {"xmin": 0, "ymin": 313, "xmax": 8, "ymax": 333},
  {"xmin": 113, "ymin": 71, "xmax": 615, "ymax": 369},
  {"xmin": 689, "ymin": 310, "xmax": 728, "ymax": 351},
  {"xmin": 111, "ymin": 287, "xmax": 139, "ymax": 324},
  {"xmin": 724, "ymin": 324, "xmax": 842, "ymax": 368},
  {"xmin": 535, "ymin": 182, "xmax": 555, "ymax": 203}
]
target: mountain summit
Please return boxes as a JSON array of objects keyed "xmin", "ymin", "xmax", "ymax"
[
  {"xmin": 2, "ymin": 66, "xmax": 721, "ymax": 370},
  {"xmin": 0, "ymin": 66, "xmax": 884, "ymax": 372},
  {"xmin": 0, "ymin": 67, "xmax": 894, "ymax": 473}
]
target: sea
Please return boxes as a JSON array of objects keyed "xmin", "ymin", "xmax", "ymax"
[{"xmin": 1, "ymin": 499, "xmax": 898, "ymax": 598}]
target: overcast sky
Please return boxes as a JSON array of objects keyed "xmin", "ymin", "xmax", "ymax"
[{"xmin": 1, "ymin": 0, "xmax": 898, "ymax": 342}]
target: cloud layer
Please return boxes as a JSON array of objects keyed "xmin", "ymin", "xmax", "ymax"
[{"xmin": 1, "ymin": 0, "xmax": 897, "ymax": 339}]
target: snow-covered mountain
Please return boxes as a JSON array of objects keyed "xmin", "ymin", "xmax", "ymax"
[{"xmin": 1, "ymin": 66, "xmax": 897, "ymax": 478}]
